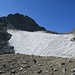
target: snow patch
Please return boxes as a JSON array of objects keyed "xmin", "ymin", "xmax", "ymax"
[{"xmin": 7, "ymin": 30, "xmax": 75, "ymax": 58}]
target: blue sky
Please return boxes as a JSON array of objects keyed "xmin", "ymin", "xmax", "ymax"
[{"xmin": 0, "ymin": 0, "xmax": 75, "ymax": 33}]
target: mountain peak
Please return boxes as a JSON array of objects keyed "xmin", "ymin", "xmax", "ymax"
[
  {"xmin": 0, "ymin": 13, "xmax": 46, "ymax": 31},
  {"xmin": 6, "ymin": 13, "xmax": 46, "ymax": 31}
]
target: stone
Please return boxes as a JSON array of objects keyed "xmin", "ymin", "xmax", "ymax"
[
  {"xmin": 2, "ymin": 64, "xmax": 6, "ymax": 68},
  {"xmin": 71, "ymin": 68, "xmax": 75, "ymax": 73},
  {"xmin": 37, "ymin": 64, "xmax": 43, "ymax": 66},
  {"xmin": 69, "ymin": 60, "xmax": 74, "ymax": 63},
  {"xmin": 22, "ymin": 61, "xmax": 27, "ymax": 64},
  {"xmin": 21, "ymin": 64, "xmax": 30, "ymax": 69},
  {"xmin": 10, "ymin": 66, "xmax": 14, "ymax": 69},
  {"xmin": 21, "ymin": 65, "xmax": 26, "ymax": 68},
  {"xmin": 7, "ymin": 60, "xmax": 12, "ymax": 63},
  {"xmin": 0, "ymin": 70, "xmax": 4, "ymax": 74},
  {"xmin": 50, "ymin": 72, "xmax": 53, "ymax": 74},
  {"xmin": 11, "ymin": 69, "xmax": 16, "ymax": 74},
  {"xmin": 19, "ymin": 67, "xmax": 23, "ymax": 71},
  {"xmin": 62, "ymin": 68, "xmax": 66, "ymax": 74},
  {"xmin": 42, "ymin": 69, "xmax": 49, "ymax": 74},
  {"xmin": 61, "ymin": 62, "xmax": 65, "ymax": 65},
  {"xmin": 71, "ymin": 73, "xmax": 75, "ymax": 75},
  {"xmin": 37, "ymin": 70, "xmax": 42, "ymax": 74},
  {"xmin": 33, "ymin": 59, "xmax": 37, "ymax": 64},
  {"xmin": 71, "ymin": 37, "xmax": 75, "ymax": 41},
  {"xmin": 53, "ymin": 68, "xmax": 58, "ymax": 72}
]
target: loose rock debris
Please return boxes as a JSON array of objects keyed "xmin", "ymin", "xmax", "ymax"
[{"xmin": 0, "ymin": 54, "xmax": 75, "ymax": 75}]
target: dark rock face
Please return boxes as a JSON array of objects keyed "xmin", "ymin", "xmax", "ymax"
[
  {"xmin": 0, "ymin": 26, "xmax": 14, "ymax": 54},
  {"xmin": 0, "ymin": 16, "xmax": 14, "ymax": 29},
  {"xmin": 0, "ymin": 13, "xmax": 58, "ymax": 34},
  {"xmin": 0, "ymin": 13, "xmax": 46, "ymax": 31},
  {"xmin": 0, "ymin": 32, "xmax": 11, "ymax": 41},
  {"xmin": 7, "ymin": 13, "xmax": 46, "ymax": 31},
  {"xmin": 70, "ymin": 37, "xmax": 75, "ymax": 41}
]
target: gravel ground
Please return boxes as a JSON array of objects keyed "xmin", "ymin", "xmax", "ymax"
[{"xmin": 0, "ymin": 54, "xmax": 75, "ymax": 75}]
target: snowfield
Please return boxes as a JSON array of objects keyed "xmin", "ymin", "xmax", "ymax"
[{"xmin": 7, "ymin": 30, "xmax": 75, "ymax": 58}]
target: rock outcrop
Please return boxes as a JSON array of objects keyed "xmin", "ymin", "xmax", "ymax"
[
  {"xmin": 0, "ymin": 13, "xmax": 46, "ymax": 31},
  {"xmin": 7, "ymin": 13, "xmax": 46, "ymax": 31},
  {"xmin": 0, "ymin": 26, "xmax": 14, "ymax": 54}
]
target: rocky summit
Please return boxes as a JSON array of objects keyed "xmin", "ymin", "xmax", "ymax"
[{"xmin": 0, "ymin": 13, "xmax": 46, "ymax": 31}]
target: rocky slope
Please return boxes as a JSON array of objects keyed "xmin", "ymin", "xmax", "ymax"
[
  {"xmin": 0, "ymin": 26, "xmax": 14, "ymax": 54},
  {"xmin": 0, "ymin": 54, "xmax": 75, "ymax": 75}
]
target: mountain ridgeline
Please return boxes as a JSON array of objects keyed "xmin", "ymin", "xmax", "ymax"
[
  {"xmin": 0, "ymin": 13, "xmax": 58, "ymax": 33},
  {"xmin": 0, "ymin": 13, "xmax": 46, "ymax": 31}
]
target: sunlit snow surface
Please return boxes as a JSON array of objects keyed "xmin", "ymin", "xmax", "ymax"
[{"xmin": 7, "ymin": 30, "xmax": 75, "ymax": 58}]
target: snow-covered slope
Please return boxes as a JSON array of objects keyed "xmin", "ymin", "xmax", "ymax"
[{"xmin": 7, "ymin": 30, "xmax": 75, "ymax": 58}]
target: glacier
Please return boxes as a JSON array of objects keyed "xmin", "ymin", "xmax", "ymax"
[{"xmin": 7, "ymin": 29, "xmax": 75, "ymax": 58}]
